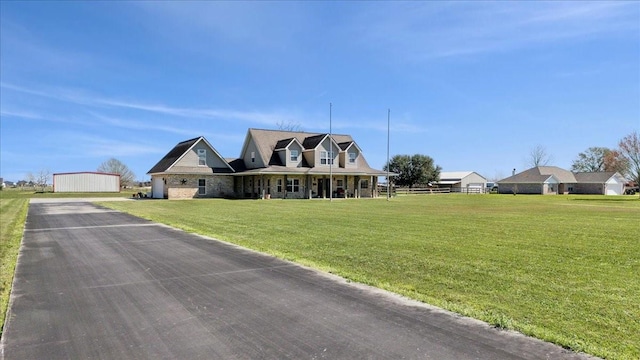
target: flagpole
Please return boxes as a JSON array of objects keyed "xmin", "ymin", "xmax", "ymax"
[
  {"xmin": 329, "ymin": 102, "xmax": 333, "ymax": 202},
  {"xmin": 387, "ymin": 108, "xmax": 390, "ymax": 201}
]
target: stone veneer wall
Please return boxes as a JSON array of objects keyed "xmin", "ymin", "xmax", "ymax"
[{"xmin": 166, "ymin": 174, "xmax": 234, "ymax": 199}]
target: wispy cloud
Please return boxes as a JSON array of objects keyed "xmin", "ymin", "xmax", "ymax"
[
  {"xmin": 1, "ymin": 82, "xmax": 302, "ymax": 126},
  {"xmin": 354, "ymin": 2, "xmax": 638, "ymax": 60}
]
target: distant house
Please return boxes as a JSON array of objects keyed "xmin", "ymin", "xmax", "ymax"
[
  {"xmin": 435, "ymin": 171, "xmax": 487, "ymax": 193},
  {"xmin": 148, "ymin": 129, "xmax": 389, "ymax": 200},
  {"xmin": 497, "ymin": 166, "xmax": 625, "ymax": 195},
  {"xmin": 53, "ymin": 172, "xmax": 121, "ymax": 193}
]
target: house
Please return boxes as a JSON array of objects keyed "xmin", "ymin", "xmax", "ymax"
[
  {"xmin": 435, "ymin": 171, "xmax": 487, "ymax": 193},
  {"xmin": 497, "ymin": 166, "xmax": 625, "ymax": 195},
  {"xmin": 53, "ymin": 172, "xmax": 121, "ymax": 193},
  {"xmin": 148, "ymin": 129, "xmax": 389, "ymax": 199}
]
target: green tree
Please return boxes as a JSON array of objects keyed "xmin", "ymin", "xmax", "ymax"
[
  {"xmin": 97, "ymin": 158, "xmax": 136, "ymax": 187},
  {"xmin": 571, "ymin": 147, "xmax": 627, "ymax": 173},
  {"xmin": 384, "ymin": 154, "xmax": 441, "ymax": 188}
]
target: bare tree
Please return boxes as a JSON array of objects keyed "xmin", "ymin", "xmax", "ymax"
[
  {"xmin": 527, "ymin": 145, "xmax": 553, "ymax": 167},
  {"xmin": 276, "ymin": 120, "xmax": 302, "ymax": 132},
  {"xmin": 25, "ymin": 172, "xmax": 35, "ymax": 187},
  {"xmin": 618, "ymin": 131, "xmax": 640, "ymax": 187},
  {"xmin": 98, "ymin": 158, "xmax": 136, "ymax": 187},
  {"xmin": 36, "ymin": 169, "xmax": 51, "ymax": 192}
]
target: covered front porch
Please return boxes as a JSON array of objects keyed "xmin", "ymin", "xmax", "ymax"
[{"xmin": 233, "ymin": 173, "xmax": 380, "ymax": 199}]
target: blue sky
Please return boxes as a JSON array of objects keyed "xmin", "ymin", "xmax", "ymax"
[{"xmin": 1, "ymin": 1, "xmax": 639, "ymax": 182}]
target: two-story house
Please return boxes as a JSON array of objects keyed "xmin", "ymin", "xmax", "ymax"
[{"xmin": 148, "ymin": 128, "xmax": 389, "ymax": 199}]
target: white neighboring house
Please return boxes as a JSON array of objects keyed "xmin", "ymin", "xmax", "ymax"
[
  {"xmin": 53, "ymin": 172, "xmax": 121, "ymax": 193},
  {"xmin": 436, "ymin": 171, "xmax": 487, "ymax": 193}
]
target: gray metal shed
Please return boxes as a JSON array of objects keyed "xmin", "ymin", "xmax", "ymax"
[{"xmin": 53, "ymin": 172, "xmax": 121, "ymax": 193}]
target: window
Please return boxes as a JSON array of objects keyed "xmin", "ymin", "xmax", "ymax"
[
  {"xmin": 348, "ymin": 152, "xmax": 356, "ymax": 164},
  {"xmin": 336, "ymin": 179, "xmax": 344, "ymax": 187},
  {"xmin": 251, "ymin": 151, "xmax": 255, "ymax": 163},
  {"xmin": 197, "ymin": 149, "xmax": 206, "ymax": 166},
  {"xmin": 360, "ymin": 180, "xmax": 369, "ymax": 189},
  {"xmin": 277, "ymin": 179, "xmax": 283, "ymax": 192},
  {"xmin": 290, "ymin": 150, "xmax": 299, "ymax": 162},
  {"xmin": 320, "ymin": 151, "xmax": 334, "ymax": 165},
  {"xmin": 198, "ymin": 179, "xmax": 206, "ymax": 195},
  {"xmin": 287, "ymin": 178, "xmax": 300, "ymax": 192}
]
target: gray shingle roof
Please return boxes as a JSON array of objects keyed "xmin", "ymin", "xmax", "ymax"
[
  {"xmin": 574, "ymin": 172, "xmax": 618, "ymax": 183},
  {"xmin": 245, "ymin": 129, "xmax": 355, "ymax": 167},
  {"xmin": 147, "ymin": 137, "xmax": 201, "ymax": 174},
  {"xmin": 498, "ymin": 166, "xmax": 577, "ymax": 184},
  {"xmin": 301, "ymin": 134, "xmax": 327, "ymax": 149},
  {"xmin": 243, "ymin": 128, "xmax": 382, "ymax": 176}
]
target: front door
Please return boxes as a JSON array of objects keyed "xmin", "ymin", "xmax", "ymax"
[{"xmin": 317, "ymin": 179, "xmax": 324, "ymax": 198}]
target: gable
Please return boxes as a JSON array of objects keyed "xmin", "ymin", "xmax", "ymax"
[
  {"xmin": 148, "ymin": 137, "xmax": 199, "ymax": 174},
  {"xmin": 148, "ymin": 136, "xmax": 233, "ymax": 174},
  {"xmin": 173, "ymin": 141, "xmax": 230, "ymax": 169}
]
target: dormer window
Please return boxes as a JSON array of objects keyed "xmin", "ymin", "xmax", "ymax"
[
  {"xmin": 290, "ymin": 150, "xmax": 299, "ymax": 162},
  {"xmin": 251, "ymin": 151, "xmax": 255, "ymax": 163},
  {"xmin": 348, "ymin": 152, "xmax": 356, "ymax": 164},
  {"xmin": 197, "ymin": 149, "xmax": 206, "ymax": 166},
  {"xmin": 320, "ymin": 151, "xmax": 334, "ymax": 165}
]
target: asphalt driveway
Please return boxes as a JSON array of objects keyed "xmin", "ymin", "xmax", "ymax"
[{"xmin": 1, "ymin": 200, "xmax": 594, "ymax": 359}]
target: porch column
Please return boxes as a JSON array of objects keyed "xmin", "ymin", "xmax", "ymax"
[
  {"xmin": 323, "ymin": 175, "xmax": 326, "ymax": 198},
  {"xmin": 261, "ymin": 175, "xmax": 266, "ymax": 199},
  {"xmin": 284, "ymin": 174, "xmax": 288, "ymax": 199},
  {"xmin": 372, "ymin": 176, "xmax": 377, "ymax": 198},
  {"xmin": 354, "ymin": 176, "xmax": 359, "ymax": 198}
]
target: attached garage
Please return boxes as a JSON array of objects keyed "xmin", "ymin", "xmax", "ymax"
[
  {"xmin": 574, "ymin": 172, "xmax": 626, "ymax": 195},
  {"xmin": 53, "ymin": 172, "xmax": 120, "ymax": 193}
]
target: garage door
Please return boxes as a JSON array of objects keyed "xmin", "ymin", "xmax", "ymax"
[{"xmin": 606, "ymin": 184, "xmax": 622, "ymax": 195}]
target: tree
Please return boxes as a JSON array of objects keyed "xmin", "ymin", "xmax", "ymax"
[
  {"xmin": 98, "ymin": 158, "xmax": 135, "ymax": 187},
  {"xmin": 527, "ymin": 145, "xmax": 553, "ymax": 167},
  {"xmin": 384, "ymin": 154, "xmax": 441, "ymax": 188},
  {"xmin": 276, "ymin": 120, "xmax": 301, "ymax": 132},
  {"xmin": 571, "ymin": 147, "xmax": 627, "ymax": 173},
  {"xmin": 36, "ymin": 169, "xmax": 51, "ymax": 192},
  {"xmin": 618, "ymin": 131, "xmax": 640, "ymax": 186}
]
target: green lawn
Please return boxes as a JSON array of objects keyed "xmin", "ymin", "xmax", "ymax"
[
  {"xmin": 0, "ymin": 192, "xmax": 29, "ymax": 336},
  {"xmin": 101, "ymin": 195, "xmax": 640, "ymax": 360}
]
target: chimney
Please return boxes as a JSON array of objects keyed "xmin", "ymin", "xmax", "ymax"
[{"xmin": 512, "ymin": 168, "xmax": 516, "ymax": 176}]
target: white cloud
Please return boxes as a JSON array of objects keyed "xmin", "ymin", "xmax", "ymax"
[
  {"xmin": 352, "ymin": 2, "xmax": 638, "ymax": 60},
  {"xmin": 1, "ymin": 82, "xmax": 305, "ymax": 127}
]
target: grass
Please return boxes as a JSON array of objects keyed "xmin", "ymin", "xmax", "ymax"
[
  {"xmin": 100, "ymin": 195, "xmax": 640, "ymax": 360},
  {"xmin": 0, "ymin": 191, "xmax": 29, "ymax": 336}
]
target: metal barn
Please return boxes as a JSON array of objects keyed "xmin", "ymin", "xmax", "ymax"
[{"xmin": 53, "ymin": 172, "xmax": 121, "ymax": 193}]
